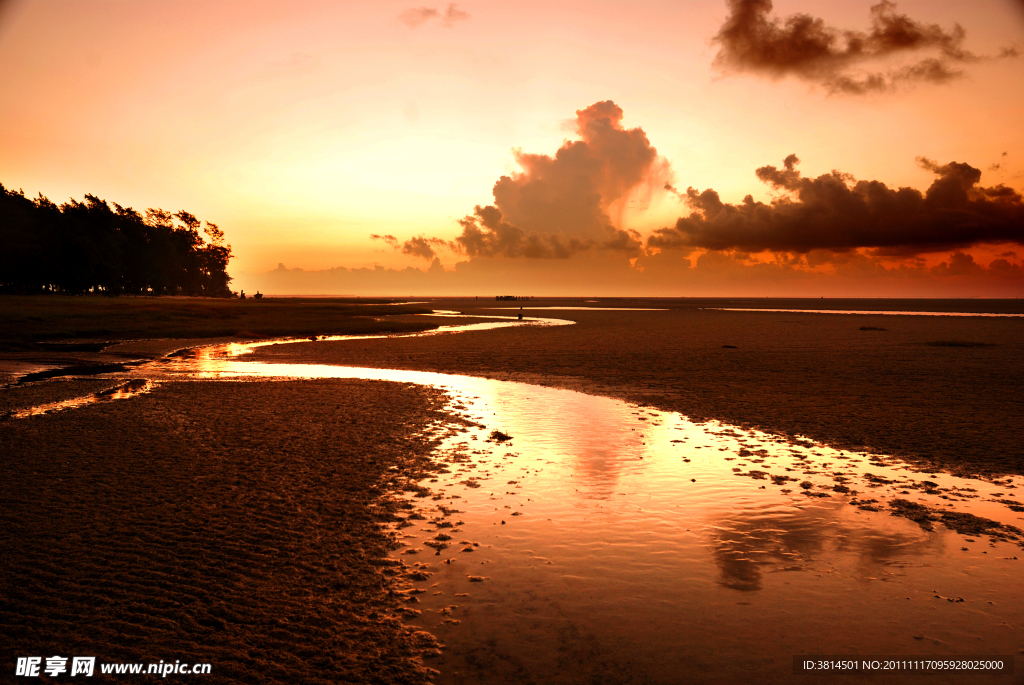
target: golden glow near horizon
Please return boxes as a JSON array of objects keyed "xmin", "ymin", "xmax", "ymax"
[{"xmin": 1, "ymin": 0, "xmax": 1022, "ymax": 295}]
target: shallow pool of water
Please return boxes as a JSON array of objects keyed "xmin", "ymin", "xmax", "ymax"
[
  {"xmin": 366, "ymin": 378, "xmax": 1022, "ymax": 684},
  {"xmin": 138, "ymin": 351, "xmax": 1024, "ymax": 683}
]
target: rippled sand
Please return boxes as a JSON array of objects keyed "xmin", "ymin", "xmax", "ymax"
[{"xmin": 0, "ymin": 380, "xmax": 455, "ymax": 684}]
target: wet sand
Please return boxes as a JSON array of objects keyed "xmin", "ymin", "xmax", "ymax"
[
  {"xmin": 0, "ymin": 295, "xmax": 436, "ymax": 351},
  {"xmin": 248, "ymin": 301, "xmax": 1024, "ymax": 477},
  {"xmin": 0, "ymin": 379, "xmax": 455, "ymax": 683},
  {"xmin": 2, "ymin": 298, "xmax": 1022, "ymax": 683},
  {"xmin": 0, "ymin": 378, "xmax": 124, "ymax": 415}
]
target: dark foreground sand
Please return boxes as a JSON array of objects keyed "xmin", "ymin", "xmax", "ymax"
[
  {"xmin": 251, "ymin": 303, "xmax": 1024, "ymax": 477},
  {"xmin": 1, "ymin": 379, "xmax": 453, "ymax": 684},
  {"xmin": 0, "ymin": 378, "xmax": 123, "ymax": 415},
  {"xmin": 0, "ymin": 295, "xmax": 436, "ymax": 351}
]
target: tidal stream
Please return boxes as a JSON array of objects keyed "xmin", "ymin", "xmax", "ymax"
[{"xmin": 8, "ymin": 312, "xmax": 1023, "ymax": 683}]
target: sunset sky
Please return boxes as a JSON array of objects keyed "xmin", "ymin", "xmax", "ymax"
[{"xmin": 1, "ymin": 0, "xmax": 1022, "ymax": 295}]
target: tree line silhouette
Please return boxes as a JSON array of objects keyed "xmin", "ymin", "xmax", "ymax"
[{"xmin": 0, "ymin": 183, "xmax": 233, "ymax": 296}]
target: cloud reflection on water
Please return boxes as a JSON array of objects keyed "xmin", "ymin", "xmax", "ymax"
[{"xmin": 709, "ymin": 501, "xmax": 938, "ymax": 592}]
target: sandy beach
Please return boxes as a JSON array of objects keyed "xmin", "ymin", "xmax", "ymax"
[{"xmin": 1, "ymin": 379, "xmax": 454, "ymax": 683}]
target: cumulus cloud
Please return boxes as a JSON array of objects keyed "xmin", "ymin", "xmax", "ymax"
[
  {"xmin": 401, "ymin": 236, "xmax": 451, "ymax": 260},
  {"xmin": 929, "ymin": 250, "xmax": 984, "ymax": 277},
  {"xmin": 454, "ymin": 205, "xmax": 596, "ymax": 259},
  {"xmin": 450, "ymin": 101, "xmax": 666, "ymax": 258},
  {"xmin": 712, "ymin": 0, "xmax": 1015, "ymax": 94},
  {"xmin": 649, "ymin": 155, "xmax": 1024, "ymax": 254},
  {"xmin": 399, "ymin": 4, "xmax": 469, "ymax": 29}
]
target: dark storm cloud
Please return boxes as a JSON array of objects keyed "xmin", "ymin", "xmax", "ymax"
[
  {"xmin": 449, "ymin": 101, "xmax": 662, "ymax": 258},
  {"xmin": 712, "ymin": 0, "xmax": 1014, "ymax": 94},
  {"xmin": 399, "ymin": 4, "xmax": 469, "ymax": 29},
  {"xmin": 648, "ymin": 155, "xmax": 1024, "ymax": 254}
]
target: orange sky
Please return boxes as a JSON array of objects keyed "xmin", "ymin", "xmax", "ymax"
[{"xmin": 1, "ymin": 0, "xmax": 1022, "ymax": 295}]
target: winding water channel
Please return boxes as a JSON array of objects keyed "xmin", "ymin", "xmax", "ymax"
[{"xmin": 9, "ymin": 312, "xmax": 1023, "ymax": 683}]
